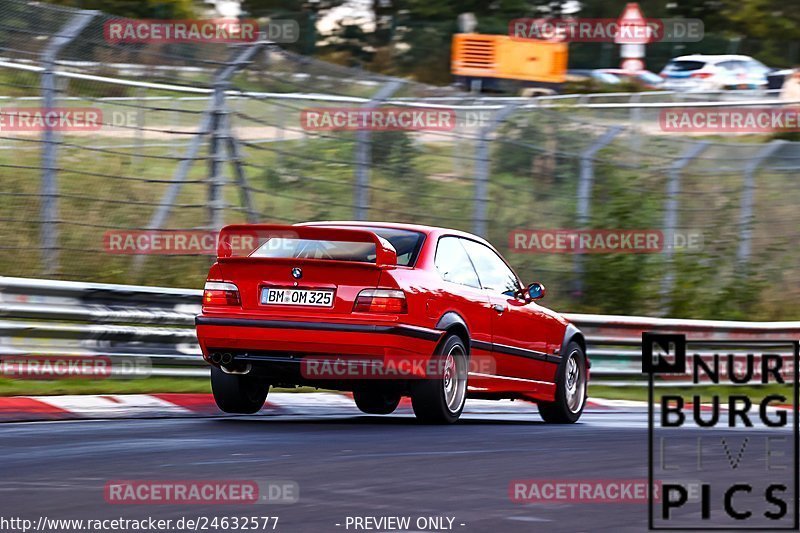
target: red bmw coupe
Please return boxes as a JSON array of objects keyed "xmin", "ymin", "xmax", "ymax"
[{"xmin": 195, "ymin": 222, "xmax": 588, "ymax": 424}]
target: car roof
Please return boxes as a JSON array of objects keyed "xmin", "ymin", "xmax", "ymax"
[
  {"xmin": 671, "ymin": 54, "xmax": 755, "ymax": 63},
  {"xmin": 297, "ymin": 220, "xmax": 493, "ymax": 245},
  {"xmin": 299, "ymin": 221, "xmax": 515, "ymax": 275},
  {"xmin": 599, "ymin": 68, "xmax": 655, "ymax": 75}
]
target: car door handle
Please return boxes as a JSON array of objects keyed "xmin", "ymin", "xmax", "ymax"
[{"xmin": 491, "ymin": 303, "xmax": 505, "ymax": 314}]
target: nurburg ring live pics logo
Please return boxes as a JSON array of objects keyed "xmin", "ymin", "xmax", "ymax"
[{"xmin": 644, "ymin": 333, "xmax": 799, "ymax": 530}]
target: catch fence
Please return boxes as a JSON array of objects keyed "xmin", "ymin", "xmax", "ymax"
[{"xmin": 1, "ymin": 0, "xmax": 800, "ymax": 319}]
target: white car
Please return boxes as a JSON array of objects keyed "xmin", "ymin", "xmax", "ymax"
[{"xmin": 659, "ymin": 54, "xmax": 770, "ymax": 92}]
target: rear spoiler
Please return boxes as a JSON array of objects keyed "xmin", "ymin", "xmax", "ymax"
[{"xmin": 216, "ymin": 224, "xmax": 398, "ymax": 267}]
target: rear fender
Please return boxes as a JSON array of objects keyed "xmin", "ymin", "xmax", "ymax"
[
  {"xmin": 435, "ymin": 312, "xmax": 470, "ymax": 353},
  {"xmin": 560, "ymin": 323, "xmax": 588, "ymax": 368}
]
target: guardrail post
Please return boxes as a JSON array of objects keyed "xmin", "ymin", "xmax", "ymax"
[
  {"xmin": 207, "ymin": 43, "xmax": 268, "ymax": 232},
  {"xmin": 472, "ymin": 104, "xmax": 521, "ymax": 237},
  {"xmin": 225, "ymin": 123, "xmax": 258, "ymax": 223},
  {"xmin": 354, "ymin": 80, "xmax": 404, "ymax": 221},
  {"xmin": 145, "ymin": 112, "xmax": 213, "ymax": 233},
  {"xmin": 171, "ymin": 98, "xmax": 181, "ymax": 157},
  {"xmin": 736, "ymin": 140, "xmax": 785, "ymax": 272},
  {"xmin": 573, "ymin": 127, "xmax": 622, "ymax": 296},
  {"xmin": 208, "ymin": 81, "xmax": 228, "ymax": 232},
  {"xmin": 39, "ymin": 10, "xmax": 97, "ymax": 276},
  {"xmin": 134, "ymin": 87, "xmax": 145, "ymax": 170},
  {"xmin": 660, "ymin": 142, "xmax": 708, "ymax": 307},
  {"xmin": 629, "ymin": 92, "xmax": 642, "ymax": 157}
]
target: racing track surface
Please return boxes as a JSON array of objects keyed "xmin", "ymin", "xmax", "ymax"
[{"xmin": 0, "ymin": 407, "xmax": 792, "ymax": 532}]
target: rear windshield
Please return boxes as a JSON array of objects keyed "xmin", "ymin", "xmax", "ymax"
[
  {"xmin": 743, "ymin": 60, "xmax": 768, "ymax": 73},
  {"xmin": 665, "ymin": 60, "xmax": 706, "ymax": 72},
  {"xmin": 250, "ymin": 227, "xmax": 424, "ymax": 266}
]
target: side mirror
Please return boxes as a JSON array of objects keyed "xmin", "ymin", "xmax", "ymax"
[{"xmin": 526, "ymin": 282, "xmax": 546, "ymax": 301}]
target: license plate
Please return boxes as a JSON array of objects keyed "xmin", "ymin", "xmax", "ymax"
[{"xmin": 260, "ymin": 287, "xmax": 334, "ymax": 307}]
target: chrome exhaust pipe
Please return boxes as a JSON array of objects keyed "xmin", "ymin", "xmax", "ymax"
[
  {"xmin": 221, "ymin": 363, "xmax": 252, "ymax": 375},
  {"xmin": 221, "ymin": 353, "xmax": 233, "ymax": 365},
  {"xmin": 210, "ymin": 353, "xmax": 222, "ymax": 364}
]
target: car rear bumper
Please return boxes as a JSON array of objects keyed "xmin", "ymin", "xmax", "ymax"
[
  {"xmin": 662, "ymin": 80, "xmax": 703, "ymax": 91},
  {"xmin": 195, "ymin": 315, "xmax": 445, "ymax": 381}
]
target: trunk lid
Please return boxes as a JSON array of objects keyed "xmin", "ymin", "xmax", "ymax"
[{"xmin": 214, "ymin": 224, "xmax": 396, "ymax": 317}]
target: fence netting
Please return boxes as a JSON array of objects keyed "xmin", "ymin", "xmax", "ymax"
[{"xmin": 1, "ymin": 0, "xmax": 798, "ymax": 319}]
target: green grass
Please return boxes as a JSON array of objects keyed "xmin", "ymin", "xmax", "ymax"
[
  {"xmin": 3, "ymin": 98, "xmax": 800, "ymax": 317},
  {"xmin": 1, "ymin": 375, "xmax": 793, "ymax": 404},
  {"xmin": 0, "ymin": 376, "xmax": 330, "ymax": 396},
  {"xmin": 0, "ymin": 376, "xmax": 210, "ymax": 396},
  {"xmin": 591, "ymin": 384, "xmax": 794, "ymax": 404}
]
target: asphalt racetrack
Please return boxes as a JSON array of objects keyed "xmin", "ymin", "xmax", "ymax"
[{"xmin": 0, "ymin": 405, "xmax": 793, "ymax": 532}]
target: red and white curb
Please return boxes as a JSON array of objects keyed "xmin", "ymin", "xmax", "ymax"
[{"xmin": 0, "ymin": 393, "xmax": 641, "ymax": 422}]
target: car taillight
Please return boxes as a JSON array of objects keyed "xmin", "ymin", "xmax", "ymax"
[
  {"xmin": 353, "ymin": 289, "xmax": 407, "ymax": 314},
  {"xmin": 690, "ymin": 72, "xmax": 713, "ymax": 79},
  {"xmin": 203, "ymin": 281, "xmax": 240, "ymax": 306}
]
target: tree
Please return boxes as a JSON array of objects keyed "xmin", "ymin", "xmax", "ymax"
[
  {"xmin": 45, "ymin": 0, "xmax": 195, "ymax": 18},
  {"xmin": 242, "ymin": 0, "xmax": 347, "ymax": 54},
  {"xmin": 719, "ymin": 0, "xmax": 800, "ymax": 65}
]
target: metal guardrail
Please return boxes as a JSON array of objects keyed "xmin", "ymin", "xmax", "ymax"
[
  {"xmin": 1, "ymin": 276, "xmax": 799, "ymax": 383},
  {"xmin": 0, "ymin": 56, "xmax": 787, "ymax": 104},
  {"xmin": 571, "ymin": 313, "xmax": 800, "ymax": 385},
  {"xmin": 0, "ymin": 276, "xmax": 205, "ymax": 378},
  {"xmin": 0, "ymin": 70, "xmax": 793, "ymax": 109}
]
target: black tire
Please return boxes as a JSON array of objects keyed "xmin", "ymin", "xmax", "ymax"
[
  {"xmin": 411, "ymin": 334, "xmax": 468, "ymax": 424},
  {"xmin": 353, "ymin": 388, "xmax": 401, "ymax": 415},
  {"xmin": 538, "ymin": 341, "xmax": 587, "ymax": 423},
  {"xmin": 211, "ymin": 366, "xmax": 268, "ymax": 414}
]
